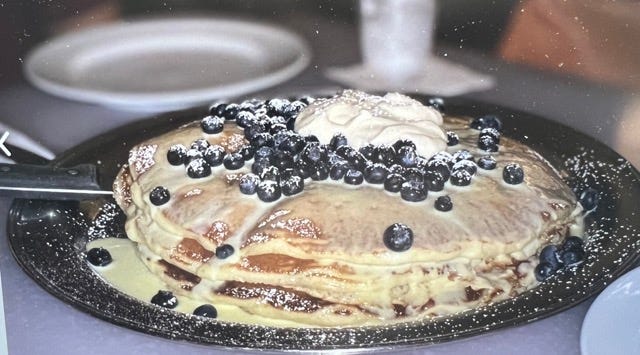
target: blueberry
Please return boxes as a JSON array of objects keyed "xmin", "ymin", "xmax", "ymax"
[
  {"xmin": 309, "ymin": 163, "xmax": 329, "ymax": 181},
  {"xmin": 268, "ymin": 115, "xmax": 287, "ymax": 126},
  {"xmin": 450, "ymin": 169, "xmax": 472, "ymax": 186},
  {"xmin": 427, "ymin": 97, "xmax": 445, "ymax": 112},
  {"xmin": 251, "ymin": 158, "xmax": 272, "ymax": 176},
  {"xmin": 239, "ymin": 173, "xmax": 260, "ymax": 195},
  {"xmin": 344, "ymin": 169, "xmax": 364, "ymax": 185},
  {"xmin": 425, "ymin": 159, "xmax": 451, "ymax": 180},
  {"xmin": 301, "ymin": 143, "xmax": 328, "ymax": 165},
  {"xmin": 250, "ymin": 132, "xmax": 274, "ymax": 149},
  {"xmin": 396, "ymin": 146, "xmax": 418, "ymax": 168},
  {"xmin": 400, "ymin": 181, "xmax": 427, "ymax": 202},
  {"xmin": 561, "ymin": 236, "xmax": 584, "ymax": 252},
  {"xmin": 446, "ymin": 131, "xmax": 459, "ymax": 146},
  {"xmin": 272, "ymin": 130, "xmax": 292, "ymax": 148},
  {"xmin": 254, "ymin": 146, "xmax": 274, "ymax": 161},
  {"xmin": 200, "ymin": 115, "xmax": 224, "ymax": 134},
  {"xmin": 384, "ymin": 173, "xmax": 405, "ymax": 193},
  {"xmin": 186, "ymin": 158, "xmax": 212, "ymax": 178},
  {"xmin": 452, "ymin": 160, "xmax": 477, "ymax": 176},
  {"xmin": 297, "ymin": 95, "xmax": 315, "ymax": 105},
  {"xmin": 256, "ymin": 180, "xmax": 281, "ymax": 202},
  {"xmin": 329, "ymin": 160, "xmax": 350, "ymax": 180},
  {"xmin": 151, "ymin": 290, "xmax": 178, "ymax": 309},
  {"xmin": 435, "ymin": 195, "xmax": 453, "ymax": 212},
  {"xmin": 273, "ymin": 150, "xmax": 295, "ymax": 170},
  {"xmin": 403, "ymin": 167, "xmax": 424, "ymax": 184},
  {"xmin": 342, "ymin": 149, "xmax": 366, "ymax": 171},
  {"xmin": 364, "ymin": 163, "xmax": 389, "ymax": 184},
  {"xmin": 540, "ymin": 244, "xmax": 561, "ymax": 270},
  {"xmin": 237, "ymin": 100, "xmax": 259, "ymax": 114},
  {"xmin": 266, "ymin": 98, "xmax": 290, "ymax": 116},
  {"xmin": 478, "ymin": 135, "xmax": 499, "ymax": 152},
  {"xmin": 471, "ymin": 114, "xmax": 503, "ymax": 131},
  {"xmin": 383, "ymin": 223, "xmax": 414, "ymax": 252},
  {"xmin": 244, "ymin": 123, "xmax": 267, "ymax": 140},
  {"xmin": 86, "ymin": 247, "xmax": 112, "ymax": 266},
  {"xmin": 453, "ymin": 149, "xmax": 474, "ymax": 162},
  {"xmin": 560, "ymin": 248, "xmax": 585, "ymax": 267},
  {"xmin": 424, "ymin": 170, "xmax": 446, "ymax": 192},
  {"xmin": 329, "ymin": 133, "xmax": 348, "ymax": 150},
  {"xmin": 223, "ymin": 153, "xmax": 244, "ymax": 170},
  {"xmin": 236, "ymin": 111, "xmax": 257, "ymax": 128},
  {"xmin": 359, "ymin": 144, "xmax": 377, "ymax": 160},
  {"xmin": 167, "ymin": 144, "xmax": 187, "ymax": 166},
  {"xmin": 259, "ymin": 166, "xmax": 280, "ymax": 182},
  {"xmin": 534, "ymin": 262, "xmax": 555, "ymax": 281},
  {"xmin": 295, "ymin": 160, "xmax": 312, "ymax": 180},
  {"xmin": 222, "ymin": 103, "xmax": 239, "ymax": 120},
  {"xmin": 282, "ymin": 100, "xmax": 306, "ymax": 121},
  {"xmin": 203, "ymin": 145, "xmax": 225, "ymax": 166},
  {"xmin": 215, "ymin": 244, "xmax": 235, "ymax": 259},
  {"xmin": 388, "ymin": 164, "xmax": 405, "ymax": 175},
  {"xmin": 149, "ymin": 186, "xmax": 170, "ymax": 205},
  {"xmin": 191, "ymin": 138, "xmax": 210, "ymax": 152},
  {"xmin": 239, "ymin": 145, "xmax": 255, "ymax": 161},
  {"xmin": 477, "ymin": 155, "xmax": 497, "ymax": 170},
  {"xmin": 278, "ymin": 134, "xmax": 306, "ymax": 153},
  {"xmin": 193, "ymin": 304, "xmax": 218, "ymax": 318},
  {"xmin": 253, "ymin": 106, "xmax": 268, "ymax": 118},
  {"xmin": 503, "ymin": 163, "xmax": 524, "ymax": 185},
  {"xmin": 579, "ymin": 188, "xmax": 599, "ymax": 212},
  {"xmin": 185, "ymin": 148, "xmax": 203, "ymax": 164},
  {"xmin": 305, "ymin": 135, "xmax": 320, "ymax": 144},
  {"xmin": 269, "ymin": 123, "xmax": 288, "ymax": 135},
  {"xmin": 209, "ymin": 102, "xmax": 227, "ymax": 117},
  {"xmin": 280, "ymin": 174, "xmax": 304, "ymax": 196},
  {"xmin": 430, "ymin": 151, "xmax": 455, "ymax": 166},
  {"xmin": 392, "ymin": 139, "xmax": 416, "ymax": 153},
  {"xmin": 374, "ymin": 145, "xmax": 396, "ymax": 166},
  {"xmin": 479, "ymin": 128, "xmax": 501, "ymax": 143},
  {"xmin": 335, "ymin": 145, "xmax": 354, "ymax": 158}
]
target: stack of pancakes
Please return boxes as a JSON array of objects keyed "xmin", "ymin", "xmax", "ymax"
[{"xmin": 114, "ymin": 114, "xmax": 580, "ymax": 327}]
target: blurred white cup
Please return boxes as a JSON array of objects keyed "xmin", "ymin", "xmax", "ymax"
[{"xmin": 360, "ymin": 0, "xmax": 436, "ymax": 82}]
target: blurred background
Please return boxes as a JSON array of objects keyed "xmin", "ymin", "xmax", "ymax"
[{"xmin": 0, "ymin": 0, "xmax": 638, "ymax": 167}]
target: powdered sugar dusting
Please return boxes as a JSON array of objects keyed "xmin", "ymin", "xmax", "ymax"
[
  {"xmin": 271, "ymin": 218, "xmax": 322, "ymax": 239},
  {"xmin": 221, "ymin": 133, "xmax": 248, "ymax": 153},
  {"xmin": 184, "ymin": 188, "xmax": 203, "ymax": 198},
  {"xmin": 128, "ymin": 144, "xmax": 158, "ymax": 176},
  {"xmin": 258, "ymin": 209, "xmax": 291, "ymax": 228},
  {"xmin": 205, "ymin": 221, "xmax": 230, "ymax": 245}
]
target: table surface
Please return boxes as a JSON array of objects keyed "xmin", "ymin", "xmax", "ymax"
[{"xmin": 0, "ymin": 12, "xmax": 639, "ymax": 355}]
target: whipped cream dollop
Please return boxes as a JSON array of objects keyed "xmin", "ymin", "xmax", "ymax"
[{"xmin": 295, "ymin": 90, "xmax": 447, "ymax": 157}]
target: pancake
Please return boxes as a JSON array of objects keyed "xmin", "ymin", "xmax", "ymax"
[{"xmin": 113, "ymin": 91, "xmax": 582, "ymax": 327}]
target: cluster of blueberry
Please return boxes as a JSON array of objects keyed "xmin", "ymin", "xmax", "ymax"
[
  {"xmin": 533, "ymin": 188, "xmax": 598, "ymax": 281},
  {"xmin": 87, "ymin": 246, "xmax": 218, "ymax": 317},
  {"xmin": 150, "ymin": 290, "xmax": 218, "ymax": 318},
  {"xmin": 534, "ymin": 236, "xmax": 586, "ymax": 281},
  {"xmin": 150, "ymin": 289, "xmax": 218, "ymax": 317},
  {"xmin": 152, "ymin": 97, "xmax": 526, "ymax": 213}
]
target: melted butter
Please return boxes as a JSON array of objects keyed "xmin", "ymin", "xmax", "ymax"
[{"xmin": 87, "ymin": 238, "xmax": 305, "ymax": 328}]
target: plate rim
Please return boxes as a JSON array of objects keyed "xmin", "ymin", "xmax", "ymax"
[{"xmin": 23, "ymin": 17, "xmax": 312, "ymax": 110}]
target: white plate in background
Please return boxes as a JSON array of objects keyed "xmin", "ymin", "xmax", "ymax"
[
  {"xmin": 24, "ymin": 18, "xmax": 311, "ymax": 111},
  {"xmin": 581, "ymin": 267, "xmax": 640, "ymax": 355}
]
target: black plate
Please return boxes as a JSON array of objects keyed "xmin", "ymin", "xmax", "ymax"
[{"xmin": 7, "ymin": 97, "xmax": 640, "ymax": 351}]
